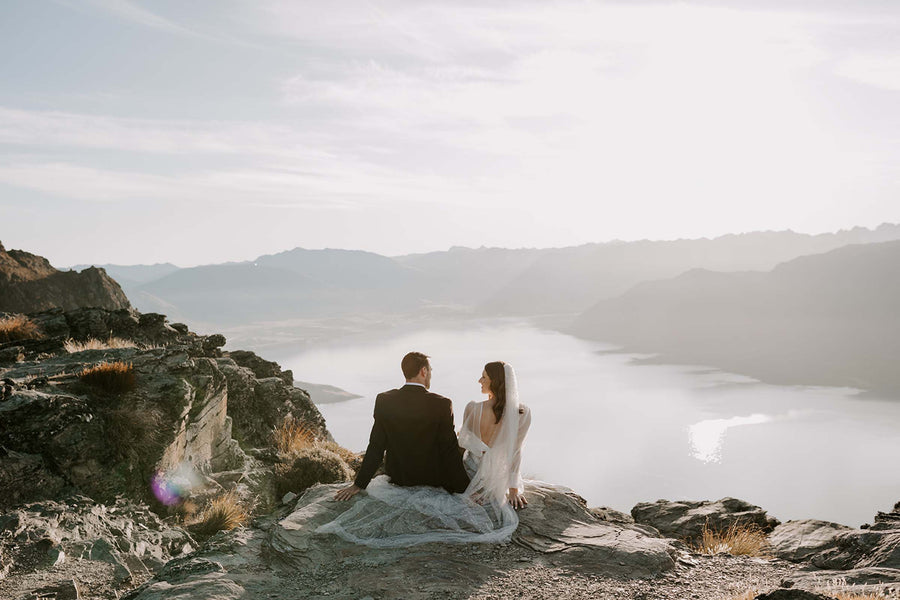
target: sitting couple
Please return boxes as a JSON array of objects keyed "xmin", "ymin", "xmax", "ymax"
[{"xmin": 317, "ymin": 352, "xmax": 532, "ymax": 547}]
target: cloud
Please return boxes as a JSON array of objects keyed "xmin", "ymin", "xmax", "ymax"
[{"xmin": 836, "ymin": 54, "xmax": 900, "ymax": 91}]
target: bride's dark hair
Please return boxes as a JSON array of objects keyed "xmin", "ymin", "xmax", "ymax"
[{"xmin": 484, "ymin": 361, "xmax": 507, "ymax": 424}]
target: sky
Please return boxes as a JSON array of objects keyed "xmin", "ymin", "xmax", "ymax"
[{"xmin": 1, "ymin": 0, "xmax": 899, "ymax": 267}]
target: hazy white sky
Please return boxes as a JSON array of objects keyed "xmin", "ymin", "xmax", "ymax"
[{"xmin": 1, "ymin": 0, "xmax": 899, "ymax": 266}]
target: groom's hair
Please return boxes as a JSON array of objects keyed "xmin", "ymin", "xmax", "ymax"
[{"xmin": 401, "ymin": 352, "xmax": 430, "ymax": 380}]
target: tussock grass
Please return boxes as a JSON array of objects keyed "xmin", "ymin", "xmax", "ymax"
[
  {"xmin": 191, "ymin": 491, "xmax": 248, "ymax": 535},
  {"xmin": 65, "ymin": 337, "xmax": 137, "ymax": 352},
  {"xmin": 275, "ymin": 445, "xmax": 353, "ymax": 497},
  {"xmin": 78, "ymin": 360, "xmax": 136, "ymax": 394},
  {"xmin": 693, "ymin": 520, "xmax": 769, "ymax": 557},
  {"xmin": 274, "ymin": 418, "xmax": 317, "ymax": 456},
  {"xmin": 0, "ymin": 315, "xmax": 41, "ymax": 343}
]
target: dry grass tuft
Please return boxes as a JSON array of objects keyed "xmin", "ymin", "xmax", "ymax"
[
  {"xmin": 191, "ymin": 491, "xmax": 248, "ymax": 535},
  {"xmin": 0, "ymin": 315, "xmax": 41, "ymax": 343},
  {"xmin": 78, "ymin": 360, "xmax": 136, "ymax": 394},
  {"xmin": 65, "ymin": 337, "xmax": 137, "ymax": 352},
  {"xmin": 694, "ymin": 520, "xmax": 769, "ymax": 557},
  {"xmin": 274, "ymin": 418, "xmax": 317, "ymax": 456}
]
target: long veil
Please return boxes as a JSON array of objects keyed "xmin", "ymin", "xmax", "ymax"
[{"xmin": 316, "ymin": 364, "xmax": 521, "ymax": 547}]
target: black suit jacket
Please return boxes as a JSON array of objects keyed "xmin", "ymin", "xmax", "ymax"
[{"xmin": 354, "ymin": 384, "xmax": 470, "ymax": 493}]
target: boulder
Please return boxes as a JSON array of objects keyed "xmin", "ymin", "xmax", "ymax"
[
  {"xmin": 810, "ymin": 529, "xmax": 900, "ymax": 571},
  {"xmin": 768, "ymin": 520, "xmax": 855, "ymax": 562},
  {"xmin": 631, "ymin": 497, "xmax": 780, "ymax": 543},
  {"xmin": 513, "ymin": 483, "xmax": 677, "ymax": 577}
]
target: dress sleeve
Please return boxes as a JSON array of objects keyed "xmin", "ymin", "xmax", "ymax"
[
  {"xmin": 457, "ymin": 401, "xmax": 480, "ymax": 453},
  {"xmin": 507, "ymin": 404, "xmax": 532, "ymax": 490}
]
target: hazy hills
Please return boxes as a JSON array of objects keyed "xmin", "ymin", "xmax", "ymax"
[
  {"xmin": 572, "ymin": 240, "xmax": 900, "ymax": 393},
  {"xmin": 57, "ymin": 223, "xmax": 900, "ymax": 389},
  {"xmin": 477, "ymin": 224, "xmax": 900, "ymax": 315}
]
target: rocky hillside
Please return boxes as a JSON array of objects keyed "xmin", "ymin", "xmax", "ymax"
[
  {"xmin": 0, "ymin": 241, "xmax": 130, "ymax": 313},
  {"xmin": 0, "ymin": 306, "xmax": 356, "ymax": 597},
  {"xmin": 572, "ymin": 240, "xmax": 900, "ymax": 394}
]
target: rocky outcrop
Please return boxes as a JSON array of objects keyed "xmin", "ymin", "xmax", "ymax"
[
  {"xmin": 0, "ymin": 242, "xmax": 131, "ymax": 313},
  {"xmin": 0, "ymin": 308, "xmax": 329, "ymax": 512},
  {"xmin": 630, "ymin": 497, "xmax": 780, "ymax": 543},
  {"xmin": 779, "ymin": 501, "xmax": 900, "ymax": 595},
  {"xmin": 123, "ymin": 481, "xmax": 682, "ymax": 600},
  {"xmin": 768, "ymin": 520, "xmax": 855, "ymax": 562}
]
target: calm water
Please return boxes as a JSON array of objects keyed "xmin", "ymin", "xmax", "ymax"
[{"xmin": 276, "ymin": 320, "xmax": 900, "ymax": 527}]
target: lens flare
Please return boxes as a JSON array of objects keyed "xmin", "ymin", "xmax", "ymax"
[{"xmin": 151, "ymin": 462, "xmax": 201, "ymax": 505}]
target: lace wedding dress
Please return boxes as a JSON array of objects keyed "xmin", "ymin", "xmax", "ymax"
[{"xmin": 316, "ymin": 364, "xmax": 531, "ymax": 547}]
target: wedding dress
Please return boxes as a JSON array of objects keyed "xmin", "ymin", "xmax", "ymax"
[{"xmin": 316, "ymin": 364, "xmax": 531, "ymax": 547}]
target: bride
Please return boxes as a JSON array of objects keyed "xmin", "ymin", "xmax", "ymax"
[{"xmin": 316, "ymin": 361, "xmax": 532, "ymax": 547}]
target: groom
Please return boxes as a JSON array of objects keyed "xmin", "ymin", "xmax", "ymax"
[{"xmin": 334, "ymin": 352, "xmax": 470, "ymax": 500}]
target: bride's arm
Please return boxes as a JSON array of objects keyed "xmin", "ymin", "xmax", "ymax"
[{"xmin": 507, "ymin": 405, "xmax": 532, "ymax": 508}]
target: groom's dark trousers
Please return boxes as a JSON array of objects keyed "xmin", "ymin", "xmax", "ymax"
[{"xmin": 354, "ymin": 383, "xmax": 470, "ymax": 493}]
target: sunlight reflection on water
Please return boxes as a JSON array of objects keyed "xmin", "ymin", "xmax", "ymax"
[{"xmin": 688, "ymin": 414, "xmax": 771, "ymax": 463}]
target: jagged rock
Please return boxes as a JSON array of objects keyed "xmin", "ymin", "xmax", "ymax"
[
  {"xmin": 0, "ymin": 496, "xmax": 195, "ymax": 587},
  {"xmin": 869, "ymin": 501, "xmax": 900, "ymax": 531},
  {"xmin": 0, "ymin": 242, "xmax": 130, "ymax": 313},
  {"xmin": 755, "ymin": 589, "xmax": 835, "ymax": 600},
  {"xmin": 630, "ymin": 497, "xmax": 780, "ymax": 543},
  {"xmin": 769, "ymin": 520, "xmax": 855, "ymax": 562},
  {"xmin": 806, "ymin": 502, "xmax": 900, "ymax": 572},
  {"xmin": 223, "ymin": 349, "xmax": 293, "ymax": 386},
  {"xmin": 215, "ymin": 358, "xmax": 325, "ymax": 449},
  {"xmin": 27, "ymin": 580, "xmax": 81, "ymax": 600},
  {"xmin": 590, "ymin": 505, "xmax": 635, "ymax": 524},
  {"xmin": 0, "ymin": 447, "xmax": 69, "ymax": 507}
]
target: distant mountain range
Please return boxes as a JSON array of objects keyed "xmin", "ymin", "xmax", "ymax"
[
  {"xmin": 65, "ymin": 223, "xmax": 900, "ymax": 330},
  {"xmin": 572, "ymin": 240, "xmax": 900, "ymax": 394}
]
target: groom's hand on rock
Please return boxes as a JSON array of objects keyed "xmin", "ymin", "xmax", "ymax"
[{"xmin": 335, "ymin": 484, "xmax": 362, "ymax": 501}]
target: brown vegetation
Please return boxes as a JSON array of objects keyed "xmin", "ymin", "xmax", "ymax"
[
  {"xmin": 190, "ymin": 491, "xmax": 248, "ymax": 536},
  {"xmin": 693, "ymin": 520, "xmax": 769, "ymax": 557},
  {"xmin": 275, "ymin": 446, "xmax": 353, "ymax": 497},
  {"xmin": 65, "ymin": 337, "xmax": 137, "ymax": 352},
  {"xmin": 78, "ymin": 360, "xmax": 136, "ymax": 394},
  {"xmin": 0, "ymin": 314, "xmax": 41, "ymax": 343},
  {"xmin": 274, "ymin": 418, "xmax": 317, "ymax": 455}
]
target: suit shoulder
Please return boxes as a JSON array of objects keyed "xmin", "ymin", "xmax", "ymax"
[{"xmin": 425, "ymin": 391, "xmax": 453, "ymax": 405}]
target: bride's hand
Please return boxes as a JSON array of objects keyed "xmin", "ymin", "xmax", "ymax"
[{"xmin": 508, "ymin": 488, "xmax": 527, "ymax": 510}]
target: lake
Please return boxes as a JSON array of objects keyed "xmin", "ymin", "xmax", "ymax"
[{"xmin": 274, "ymin": 319, "xmax": 900, "ymax": 527}]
